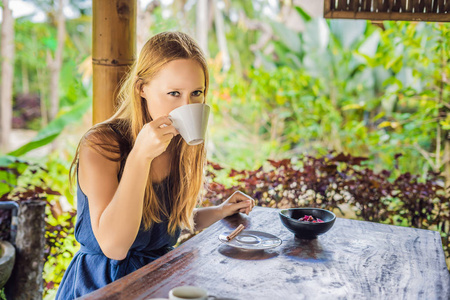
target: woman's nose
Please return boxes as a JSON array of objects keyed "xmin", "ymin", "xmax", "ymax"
[
  {"xmin": 188, "ymin": 96, "xmax": 202, "ymax": 104},
  {"xmin": 180, "ymin": 95, "xmax": 190, "ymax": 105},
  {"xmin": 187, "ymin": 96, "xmax": 197, "ymax": 105},
  {"xmin": 181, "ymin": 95, "xmax": 201, "ymax": 105}
]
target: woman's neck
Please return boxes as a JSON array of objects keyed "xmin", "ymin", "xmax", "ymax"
[{"xmin": 151, "ymin": 151, "xmax": 173, "ymax": 183}]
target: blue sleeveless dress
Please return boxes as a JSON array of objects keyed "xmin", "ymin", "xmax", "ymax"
[{"xmin": 56, "ymin": 177, "xmax": 180, "ymax": 299}]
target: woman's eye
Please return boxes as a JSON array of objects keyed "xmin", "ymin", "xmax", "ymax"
[
  {"xmin": 168, "ymin": 91, "xmax": 180, "ymax": 97},
  {"xmin": 192, "ymin": 90, "xmax": 203, "ymax": 97}
]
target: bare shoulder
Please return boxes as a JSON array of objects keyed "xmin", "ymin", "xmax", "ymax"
[
  {"xmin": 77, "ymin": 122, "xmax": 127, "ymax": 206},
  {"xmin": 78, "ymin": 119, "xmax": 131, "ymax": 171},
  {"xmin": 79, "ymin": 123, "xmax": 122, "ymax": 173}
]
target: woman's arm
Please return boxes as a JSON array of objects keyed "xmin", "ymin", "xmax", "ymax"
[
  {"xmin": 193, "ymin": 191, "xmax": 255, "ymax": 231},
  {"xmin": 79, "ymin": 116, "xmax": 178, "ymax": 260},
  {"xmin": 79, "ymin": 146, "xmax": 150, "ymax": 260}
]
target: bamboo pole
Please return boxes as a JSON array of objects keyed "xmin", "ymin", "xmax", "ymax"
[{"xmin": 92, "ymin": 0, "xmax": 136, "ymax": 125}]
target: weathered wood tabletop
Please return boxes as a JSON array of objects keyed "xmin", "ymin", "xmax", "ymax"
[{"xmin": 80, "ymin": 207, "xmax": 450, "ymax": 300}]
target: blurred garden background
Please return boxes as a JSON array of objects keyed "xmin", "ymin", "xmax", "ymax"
[{"xmin": 0, "ymin": 0, "xmax": 449, "ymax": 298}]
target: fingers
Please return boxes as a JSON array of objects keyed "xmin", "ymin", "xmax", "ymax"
[
  {"xmin": 233, "ymin": 200, "xmax": 252, "ymax": 211},
  {"xmin": 239, "ymin": 206, "xmax": 249, "ymax": 215},
  {"xmin": 220, "ymin": 192, "xmax": 256, "ymax": 218},
  {"xmin": 159, "ymin": 125, "xmax": 179, "ymax": 137},
  {"xmin": 231, "ymin": 199, "xmax": 254, "ymax": 215},
  {"xmin": 230, "ymin": 191, "xmax": 255, "ymax": 215},
  {"xmin": 142, "ymin": 117, "xmax": 179, "ymax": 139},
  {"xmin": 150, "ymin": 116, "xmax": 173, "ymax": 128},
  {"xmin": 232, "ymin": 191, "xmax": 255, "ymax": 207},
  {"xmin": 238, "ymin": 207, "xmax": 249, "ymax": 214},
  {"xmin": 231, "ymin": 191, "xmax": 254, "ymax": 202},
  {"xmin": 141, "ymin": 123, "xmax": 175, "ymax": 149}
]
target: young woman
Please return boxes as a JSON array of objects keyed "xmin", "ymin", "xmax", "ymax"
[{"xmin": 56, "ymin": 31, "xmax": 255, "ymax": 299}]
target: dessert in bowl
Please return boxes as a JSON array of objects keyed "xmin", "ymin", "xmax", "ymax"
[{"xmin": 279, "ymin": 208, "xmax": 336, "ymax": 239}]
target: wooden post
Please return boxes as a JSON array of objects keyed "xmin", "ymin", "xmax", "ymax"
[
  {"xmin": 0, "ymin": 0, "xmax": 14, "ymax": 152},
  {"xmin": 92, "ymin": 0, "xmax": 136, "ymax": 125},
  {"xmin": 5, "ymin": 200, "xmax": 46, "ymax": 300}
]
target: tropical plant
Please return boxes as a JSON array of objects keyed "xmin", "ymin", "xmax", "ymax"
[
  {"xmin": 0, "ymin": 155, "xmax": 78, "ymax": 298},
  {"xmin": 264, "ymin": 11, "xmax": 450, "ymax": 178},
  {"xmin": 207, "ymin": 8, "xmax": 450, "ymax": 182},
  {"xmin": 13, "ymin": 11, "xmax": 91, "ymax": 128},
  {"xmin": 204, "ymin": 153, "xmax": 450, "ymax": 262}
]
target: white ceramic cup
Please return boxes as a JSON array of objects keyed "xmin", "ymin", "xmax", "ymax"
[
  {"xmin": 168, "ymin": 103, "xmax": 210, "ymax": 146},
  {"xmin": 169, "ymin": 286, "xmax": 208, "ymax": 300}
]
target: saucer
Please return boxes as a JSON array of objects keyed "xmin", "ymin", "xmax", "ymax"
[{"xmin": 218, "ymin": 230, "xmax": 282, "ymax": 250}]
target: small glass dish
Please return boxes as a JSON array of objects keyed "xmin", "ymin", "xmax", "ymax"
[{"xmin": 218, "ymin": 230, "xmax": 282, "ymax": 250}]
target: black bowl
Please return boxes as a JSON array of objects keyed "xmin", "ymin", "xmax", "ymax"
[{"xmin": 279, "ymin": 208, "xmax": 336, "ymax": 239}]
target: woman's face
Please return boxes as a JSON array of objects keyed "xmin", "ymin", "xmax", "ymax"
[{"xmin": 140, "ymin": 59, "xmax": 206, "ymax": 120}]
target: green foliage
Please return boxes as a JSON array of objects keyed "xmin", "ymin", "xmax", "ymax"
[
  {"xmin": 43, "ymin": 208, "xmax": 78, "ymax": 295},
  {"xmin": 0, "ymin": 155, "xmax": 77, "ymax": 296},
  {"xmin": 0, "ymin": 157, "xmax": 31, "ymax": 199},
  {"xmin": 209, "ymin": 17, "xmax": 450, "ymax": 179},
  {"xmin": 205, "ymin": 154, "xmax": 450, "ymax": 261},
  {"xmin": 5, "ymin": 2, "xmax": 450, "ymax": 295},
  {"xmin": 8, "ymin": 98, "xmax": 90, "ymax": 157},
  {"xmin": 44, "ymin": 151, "xmax": 75, "ymax": 206},
  {"xmin": 0, "ymin": 288, "xmax": 5, "ymax": 300},
  {"xmin": 14, "ymin": 20, "xmax": 55, "ymax": 95},
  {"xmin": 13, "ymin": 16, "xmax": 91, "ymax": 131}
]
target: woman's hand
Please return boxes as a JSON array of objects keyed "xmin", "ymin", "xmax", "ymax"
[
  {"xmin": 193, "ymin": 192, "xmax": 256, "ymax": 231},
  {"xmin": 133, "ymin": 116, "xmax": 179, "ymax": 162},
  {"xmin": 219, "ymin": 191, "xmax": 256, "ymax": 218}
]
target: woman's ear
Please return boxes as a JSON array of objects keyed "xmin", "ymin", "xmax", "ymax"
[{"xmin": 136, "ymin": 80, "xmax": 146, "ymax": 99}]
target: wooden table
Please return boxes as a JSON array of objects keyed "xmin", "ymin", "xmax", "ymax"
[{"xmin": 80, "ymin": 207, "xmax": 450, "ymax": 300}]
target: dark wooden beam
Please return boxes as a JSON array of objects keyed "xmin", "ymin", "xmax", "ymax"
[
  {"xmin": 324, "ymin": 0, "xmax": 450, "ymax": 21},
  {"xmin": 324, "ymin": 10, "xmax": 450, "ymax": 21}
]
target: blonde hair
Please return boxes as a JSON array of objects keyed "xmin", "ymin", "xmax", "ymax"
[{"xmin": 70, "ymin": 32, "xmax": 209, "ymax": 234}]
